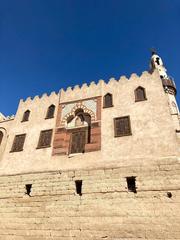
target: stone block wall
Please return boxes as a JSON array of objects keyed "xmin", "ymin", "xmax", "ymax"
[{"xmin": 0, "ymin": 159, "xmax": 180, "ymax": 240}]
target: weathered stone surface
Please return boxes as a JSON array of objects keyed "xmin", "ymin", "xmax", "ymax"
[{"xmin": 0, "ymin": 164, "xmax": 179, "ymax": 239}]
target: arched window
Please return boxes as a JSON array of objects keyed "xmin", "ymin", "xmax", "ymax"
[
  {"xmin": 135, "ymin": 87, "xmax": 147, "ymax": 102},
  {"xmin": 0, "ymin": 131, "xmax": 3, "ymax": 146},
  {"xmin": 46, "ymin": 105, "xmax": 55, "ymax": 119},
  {"xmin": 103, "ymin": 93, "xmax": 113, "ymax": 108},
  {"xmin": 22, "ymin": 110, "xmax": 30, "ymax": 122}
]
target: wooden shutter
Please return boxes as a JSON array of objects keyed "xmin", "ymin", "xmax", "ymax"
[
  {"xmin": 104, "ymin": 93, "xmax": 113, "ymax": 108},
  {"xmin": 46, "ymin": 105, "xmax": 55, "ymax": 119},
  {"xmin": 38, "ymin": 130, "xmax": 53, "ymax": 148},
  {"xmin": 135, "ymin": 87, "xmax": 146, "ymax": 102},
  {"xmin": 22, "ymin": 110, "xmax": 30, "ymax": 122},
  {"xmin": 70, "ymin": 131, "xmax": 86, "ymax": 154},
  {"xmin": 114, "ymin": 116, "xmax": 131, "ymax": 137},
  {"xmin": 11, "ymin": 134, "xmax": 26, "ymax": 152}
]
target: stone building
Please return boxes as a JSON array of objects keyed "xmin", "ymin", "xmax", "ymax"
[{"xmin": 0, "ymin": 52, "xmax": 179, "ymax": 239}]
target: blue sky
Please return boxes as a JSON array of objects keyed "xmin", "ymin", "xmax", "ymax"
[{"xmin": 0, "ymin": 0, "xmax": 180, "ymax": 116}]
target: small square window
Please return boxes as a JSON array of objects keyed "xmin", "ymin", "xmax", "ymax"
[
  {"xmin": 126, "ymin": 176, "xmax": 137, "ymax": 193},
  {"xmin": 114, "ymin": 116, "xmax": 132, "ymax": 137},
  {"xmin": 37, "ymin": 129, "xmax": 53, "ymax": 149},
  {"xmin": 10, "ymin": 134, "xmax": 26, "ymax": 152},
  {"xmin": 75, "ymin": 180, "xmax": 82, "ymax": 196},
  {"xmin": 25, "ymin": 184, "xmax": 32, "ymax": 196}
]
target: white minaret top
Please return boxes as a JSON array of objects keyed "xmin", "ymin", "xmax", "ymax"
[{"xmin": 150, "ymin": 51, "xmax": 168, "ymax": 79}]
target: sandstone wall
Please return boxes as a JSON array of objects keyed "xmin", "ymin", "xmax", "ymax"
[
  {"xmin": 0, "ymin": 160, "xmax": 179, "ymax": 240},
  {"xmin": 0, "ymin": 92, "xmax": 59, "ymax": 174},
  {"xmin": 0, "ymin": 70, "xmax": 179, "ymax": 175}
]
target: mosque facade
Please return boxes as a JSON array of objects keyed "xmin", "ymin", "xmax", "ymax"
[{"xmin": 0, "ymin": 53, "xmax": 179, "ymax": 239}]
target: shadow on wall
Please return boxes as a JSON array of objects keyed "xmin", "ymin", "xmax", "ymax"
[{"xmin": 0, "ymin": 128, "xmax": 8, "ymax": 160}]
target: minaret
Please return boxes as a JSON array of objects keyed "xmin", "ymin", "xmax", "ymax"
[{"xmin": 150, "ymin": 50, "xmax": 180, "ymax": 131}]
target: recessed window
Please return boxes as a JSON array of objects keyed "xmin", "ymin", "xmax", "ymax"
[
  {"xmin": 22, "ymin": 110, "xmax": 30, "ymax": 122},
  {"xmin": 135, "ymin": 87, "xmax": 147, "ymax": 102},
  {"xmin": 114, "ymin": 116, "xmax": 132, "ymax": 137},
  {"xmin": 10, "ymin": 134, "xmax": 26, "ymax": 152},
  {"xmin": 126, "ymin": 176, "xmax": 137, "ymax": 193},
  {"xmin": 103, "ymin": 93, "xmax": 113, "ymax": 108},
  {"xmin": 75, "ymin": 180, "xmax": 82, "ymax": 196},
  {"xmin": 25, "ymin": 184, "xmax": 32, "ymax": 196},
  {"xmin": 0, "ymin": 131, "xmax": 3, "ymax": 146},
  {"xmin": 46, "ymin": 105, "xmax": 55, "ymax": 119},
  {"xmin": 167, "ymin": 192, "xmax": 172, "ymax": 198},
  {"xmin": 37, "ymin": 129, "xmax": 53, "ymax": 149}
]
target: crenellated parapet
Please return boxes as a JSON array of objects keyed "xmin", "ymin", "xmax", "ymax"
[
  {"xmin": 20, "ymin": 91, "xmax": 59, "ymax": 104},
  {"xmin": 59, "ymin": 71, "xmax": 156, "ymax": 103}
]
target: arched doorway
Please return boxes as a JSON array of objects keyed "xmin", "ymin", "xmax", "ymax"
[{"xmin": 66, "ymin": 109, "xmax": 91, "ymax": 154}]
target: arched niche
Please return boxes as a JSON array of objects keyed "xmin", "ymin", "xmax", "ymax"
[
  {"xmin": 135, "ymin": 86, "xmax": 147, "ymax": 102},
  {"xmin": 46, "ymin": 105, "xmax": 55, "ymax": 119},
  {"xmin": 22, "ymin": 110, "xmax": 30, "ymax": 122},
  {"xmin": 0, "ymin": 131, "xmax": 3, "ymax": 146},
  {"xmin": 103, "ymin": 93, "xmax": 113, "ymax": 108},
  {"xmin": 66, "ymin": 109, "xmax": 92, "ymax": 154},
  {"xmin": 0, "ymin": 128, "xmax": 7, "ymax": 160}
]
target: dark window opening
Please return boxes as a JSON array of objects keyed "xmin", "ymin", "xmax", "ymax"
[
  {"xmin": 22, "ymin": 110, "xmax": 30, "ymax": 122},
  {"xmin": 0, "ymin": 131, "xmax": 3, "ymax": 145},
  {"xmin": 135, "ymin": 87, "xmax": 147, "ymax": 102},
  {"xmin": 155, "ymin": 57, "xmax": 160, "ymax": 65},
  {"xmin": 114, "ymin": 116, "xmax": 132, "ymax": 137},
  {"xmin": 103, "ymin": 93, "xmax": 113, "ymax": 108},
  {"xmin": 75, "ymin": 180, "xmax": 82, "ymax": 196},
  {"xmin": 126, "ymin": 176, "xmax": 137, "ymax": 193},
  {"xmin": 37, "ymin": 129, "xmax": 53, "ymax": 148},
  {"xmin": 10, "ymin": 134, "xmax": 26, "ymax": 152},
  {"xmin": 167, "ymin": 192, "xmax": 172, "ymax": 198},
  {"xmin": 87, "ymin": 125, "xmax": 91, "ymax": 143},
  {"xmin": 46, "ymin": 105, "xmax": 55, "ymax": 119},
  {"xmin": 25, "ymin": 184, "xmax": 32, "ymax": 196}
]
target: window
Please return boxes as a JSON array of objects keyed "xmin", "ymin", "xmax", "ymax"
[
  {"xmin": 135, "ymin": 87, "xmax": 147, "ymax": 102},
  {"xmin": 103, "ymin": 93, "xmax": 113, "ymax": 108},
  {"xmin": 25, "ymin": 184, "xmax": 32, "ymax": 196},
  {"xmin": 75, "ymin": 180, "xmax": 82, "ymax": 196},
  {"xmin": 114, "ymin": 116, "xmax": 132, "ymax": 137},
  {"xmin": 22, "ymin": 110, "xmax": 30, "ymax": 122},
  {"xmin": 46, "ymin": 105, "xmax": 55, "ymax": 119},
  {"xmin": 10, "ymin": 134, "xmax": 26, "ymax": 152},
  {"xmin": 126, "ymin": 176, "xmax": 137, "ymax": 193},
  {"xmin": 37, "ymin": 129, "xmax": 53, "ymax": 148},
  {"xmin": 0, "ymin": 131, "xmax": 3, "ymax": 145}
]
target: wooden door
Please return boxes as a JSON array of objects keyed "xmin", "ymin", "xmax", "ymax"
[{"xmin": 70, "ymin": 131, "xmax": 86, "ymax": 154}]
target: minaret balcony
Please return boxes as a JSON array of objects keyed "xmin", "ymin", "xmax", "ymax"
[{"xmin": 162, "ymin": 78, "xmax": 177, "ymax": 95}]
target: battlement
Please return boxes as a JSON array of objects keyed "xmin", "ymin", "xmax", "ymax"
[
  {"xmin": 60, "ymin": 70, "xmax": 155, "ymax": 94},
  {"xmin": 59, "ymin": 70, "xmax": 160, "ymax": 103},
  {"xmin": 20, "ymin": 91, "xmax": 59, "ymax": 104}
]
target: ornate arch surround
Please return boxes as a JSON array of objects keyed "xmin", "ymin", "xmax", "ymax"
[{"xmin": 62, "ymin": 103, "xmax": 96, "ymax": 125}]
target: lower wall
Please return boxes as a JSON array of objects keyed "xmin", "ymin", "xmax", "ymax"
[{"xmin": 0, "ymin": 160, "xmax": 180, "ymax": 240}]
